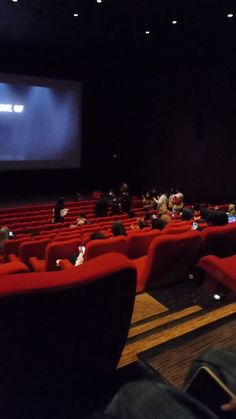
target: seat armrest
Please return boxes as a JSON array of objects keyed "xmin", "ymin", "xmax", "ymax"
[{"xmin": 59, "ymin": 259, "xmax": 75, "ymax": 270}]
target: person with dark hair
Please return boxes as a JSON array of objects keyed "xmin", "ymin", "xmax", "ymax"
[
  {"xmin": 120, "ymin": 189, "xmax": 132, "ymax": 214},
  {"xmin": 70, "ymin": 213, "xmax": 87, "ymax": 228},
  {"xmin": 207, "ymin": 210, "xmax": 228, "ymax": 226},
  {"xmin": 142, "ymin": 193, "xmax": 155, "ymax": 211},
  {"xmin": 52, "ymin": 197, "xmax": 68, "ymax": 223},
  {"xmin": 151, "ymin": 218, "xmax": 166, "ymax": 231},
  {"xmin": 89, "ymin": 231, "xmax": 106, "ymax": 241},
  {"xmin": 108, "ymin": 189, "xmax": 120, "ymax": 215},
  {"xmin": 139, "ymin": 220, "xmax": 150, "ymax": 230},
  {"xmin": 181, "ymin": 208, "xmax": 194, "ymax": 221},
  {"xmin": 94, "ymin": 193, "xmax": 110, "ymax": 218},
  {"xmin": 111, "ymin": 222, "xmax": 127, "ymax": 236}
]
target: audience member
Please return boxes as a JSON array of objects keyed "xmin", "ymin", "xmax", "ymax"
[
  {"xmin": 119, "ymin": 184, "xmax": 132, "ymax": 213},
  {"xmin": 207, "ymin": 210, "xmax": 228, "ymax": 226},
  {"xmin": 94, "ymin": 193, "xmax": 110, "ymax": 218},
  {"xmin": 70, "ymin": 213, "xmax": 88, "ymax": 228},
  {"xmin": 111, "ymin": 222, "xmax": 127, "ymax": 236},
  {"xmin": 154, "ymin": 189, "xmax": 168, "ymax": 211},
  {"xmin": 52, "ymin": 197, "xmax": 68, "ymax": 223},
  {"xmin": 160, "ymin": 214, "xmax": 172, "ymax": 225},
  {"xmin": 228, "ymin": 204, "xmax": 236, "ymax": 216},
  {"xmin": 151, "ymin": 218, "xmax": 166, "ymax": 231},
  {"xmin": 181, "ymin": 208, "xmax": 194, "ymax": 221},
  {"xmin": 102, "ymin": 348, "xmax": 236, "ymax": 419},
  {"xmin": 142, "ymin": 193, "xmax": 154, "ymax": 211},
  {"xmin": 0, "ymin": 226, "xmax": 10, "ymax": 254}
]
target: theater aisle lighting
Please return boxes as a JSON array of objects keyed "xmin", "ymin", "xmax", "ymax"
[{"xmin": 227, "ymin": 13, "xmax": 234, "ymax": 18}]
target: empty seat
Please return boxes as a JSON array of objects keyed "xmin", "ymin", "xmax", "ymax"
[
  {"xmin": 127, "ymin": 230, "xmax": 161, "ymax": 259},
  {"xmin": 201, "ymin": 223, "xmax": 236, "ymax": 258},
  {"xmin": 198, "ymin": 254, "xmax": 236, "ymax": 295},
  {"xmin": 85, "ymin": 236, "xmax": 128, "ymax": 261},
  {"xmin": 133, "ymin": 231, "xmax": 202, "ymax": 293}
]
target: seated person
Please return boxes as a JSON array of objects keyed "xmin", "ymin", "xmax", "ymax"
[
  {"xmin": 151, "ymin": 218, "xmax": 166, "ymax": 231},
  {"xmin": 154, "ymin": 189, "xmax": 168, "ymax": 211},
  {"xmin": 52, "ymin": 197, "xmax": 68, "ymax": 223},
  {"xmin": 70, "ymin": 213, "xmax": 88, "ymax": 228},
  {"xmin": 181, "ymin": 208, "xmax": 194, "ymax": 221},
  {"xmin": 159, "ymin": 214, "xmax": 172, "ymax": 225},
  {"xmin": 142, "ymin": 193, "xmax": 154, "ymax": 211},
  {"xmin": 228, "ymin": 204, "xmax": 236, "ymax": 216},
  {"xmin": 94, "ymin": 193, "xmax": 110, "ymax": 218},
  {"xmin": 0, "ymin": 226, "xmax": 10, "ymax": 255},
  {"xmin": 207, "ymin": 210, "xmax": 228, "ymax": 226},
  {"xmin": 108, "ymin": 189, "xmax": 120, "ymax": 215},
  {"xmin": 62, "ymin": 231, "xmax": 106, "ymax": 267},
  {"xmin": 103, "ymin": 347, "xmax": 236, "ymax": 419},
  {"xmin": 111, "ymin": 222, "xmax": 127, "ymax": 236}
]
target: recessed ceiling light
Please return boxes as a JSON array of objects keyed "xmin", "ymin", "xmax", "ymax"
[
  {"xmin": 172, "ymin": 20, "xmax": 178, "ymax": 24},
  {"xmin": 12, "ymin": 0, "xmax": 18, "ymax": 2},
  {"xmin": 73, "ymin": 13, "xmax": 79, "ymax": 17},
  {"xmin": 97, "ymin": 0, "xmax": 102, "ymax": 3},
  {"xmin": 227, "ymin": 13, "xmax": 234, "ymax": 18},
  {"xmin": 145, "ymin": 30, "xmax": 150, "ymax": 34}
]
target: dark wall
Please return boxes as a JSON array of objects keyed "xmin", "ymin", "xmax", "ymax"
[{"xmin": 0, "ymin": 23, "xmax": 236, "ymax": 203}]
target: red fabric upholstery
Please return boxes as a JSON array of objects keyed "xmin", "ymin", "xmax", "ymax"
[
  {"xmin": 3, "ymin": 237, "xmax": 29, "ymax": 261},
  {"xmin": 127, "ymin": 230, "xmax": 161, "ymax": 259},
  {"xmin": 0, "ymin": 253, "xmax": 136, "ymax": 417},
  {"xmin": 163, "ymin": 225, "xmax": 191, "ymax": 234},
  {"xmin": 198, "ymin": 254, "xmax": 236, "ymax": 293},
  {"xmin": 85, "ymin": 236, "xmax": 127, "ymax": 261},
  {"xmin": 30, "ymin": 237, "xmax": 82, "ymax": 272},
  {"xmin": 133, "ymin": 231, "xmax": 202, "ymax": 293},
  {"xmin": 19, "ymin": 238, "xmax": 51, "ymax": 265},
  {"xmin": 0, "ymin": 261, "xmax": 29, "ymax": 275},
  {"xmin": 201, "ymin": 223, "xmax": 236, "ymax": 258}
]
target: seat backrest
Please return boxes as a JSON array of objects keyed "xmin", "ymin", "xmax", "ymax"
[
  {"xmin": 127, "ymin": 230, "xmax": 161, "ymax": 259},
  {"xmin": 0, "ymin": 253, "xmax": 136, "ymax": 418},
  {"xmin": 142, "ymin": 231, "xmax": 202, "ymax": 289},
  {"xmin": 162, "ymin": 225, "xmax": 191, "ymax": 235},
  {"xmin": 45, "ymin": 238, "xmax": 82, "ymax": 271},
  {"xmin": 4, "ymin": 237, "xmax": 29, "ymax": 261},
  {"xmin": 19, "ymin": 238, "xmax": 51, "ymax": 265},
  {"xmin": 201, "ymin": 223, "xmax": 236, "ymax": 257},
  {"xmin": 85, "ymin": 236, "xmax": 128, "ymax": 261}
]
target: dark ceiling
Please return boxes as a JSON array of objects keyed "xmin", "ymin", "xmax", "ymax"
[{"xmin": 1, "ymin": 0, "xmax": 236, "ymax": 54}]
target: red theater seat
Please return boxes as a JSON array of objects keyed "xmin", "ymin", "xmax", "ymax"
[
  {"xmin": 201, "ymin": 223, "xmax": 236, "ymax": 258},
  {"xmin": 133, "ymin": 231, "xmax": 202, "ymax": 293},
  {"xmin": 85, "ymin": 236, "xmax": 127, "ymax": 261},
  {"xmin": 0, "ymin": 261, "xmax": 29, "ymax": 275},
  {"xmin": 17, "ymin": 238, "xmax": 51, "ymax": 266},
  {"xmin": 127, "ymin": 230, "xmax": 161, "ymax": 259},
  {"xmin": 30, "ymin": 238, "xmax": 82, "ymax": 272},
  {"xmin": 0, "ymin": 253, "xmax": 136, "ymax": 418},
  {"xmin": 198, "ymin": 254, "xmax": 236, "ymax": 294}
]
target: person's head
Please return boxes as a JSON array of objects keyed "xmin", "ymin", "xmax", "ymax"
[
  {"xmin": 57, "ymin": 197, "xmax": 64, "ymax": 206},
  {"xmin": 200, "ymin": 208, "xmax": 210, "ymax": 221},
  {"xmin": 139, "ymin": 220, "xmax": 149, "ymax": 230},
  {"xmin": 78, "ymin": 212, "xmax": 86, "ymax": 219},
  {"xmin": 89, "ymin": 231, "xmax": 106, "ymax": 241},
  {"xmin": 160, "ymin": 214, "xmax": 172, "ymax": 225},
  {"xmin": 207, "ymin": 210, "xmax": 228, "ymax": 226},
  {"xmin": 228, "ymin": 204, "xmax": 236, "ymax": 215},
  {"xmin": 192, "ymin": 203, "xmax": 201, "ymax": 212},
  {"xmin": 181, "ymin": 208, "xmax": 194, "ymax": 221},
  {"xmin": 120, "ymin": 182, "xmax": 128, "ymax": 193},
  {"xmin": 151, "ymin": 218, "xmax": 166, "ymax": 231},
  {"xmin": 112, "ymin": 221, "xmax": 127, "ymax": 236}
]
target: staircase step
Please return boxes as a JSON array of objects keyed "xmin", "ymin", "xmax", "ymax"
[
  {"xmin": 119, "ymin": 302, "xmax": 236, "ymax": 368},
  {"xmin": 129, "ymin": 305, "xmax": 202, "ymax": 339},
  {"xmin": 131, "ymin": 293, "xmax": 168, "ymax": 324}
]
